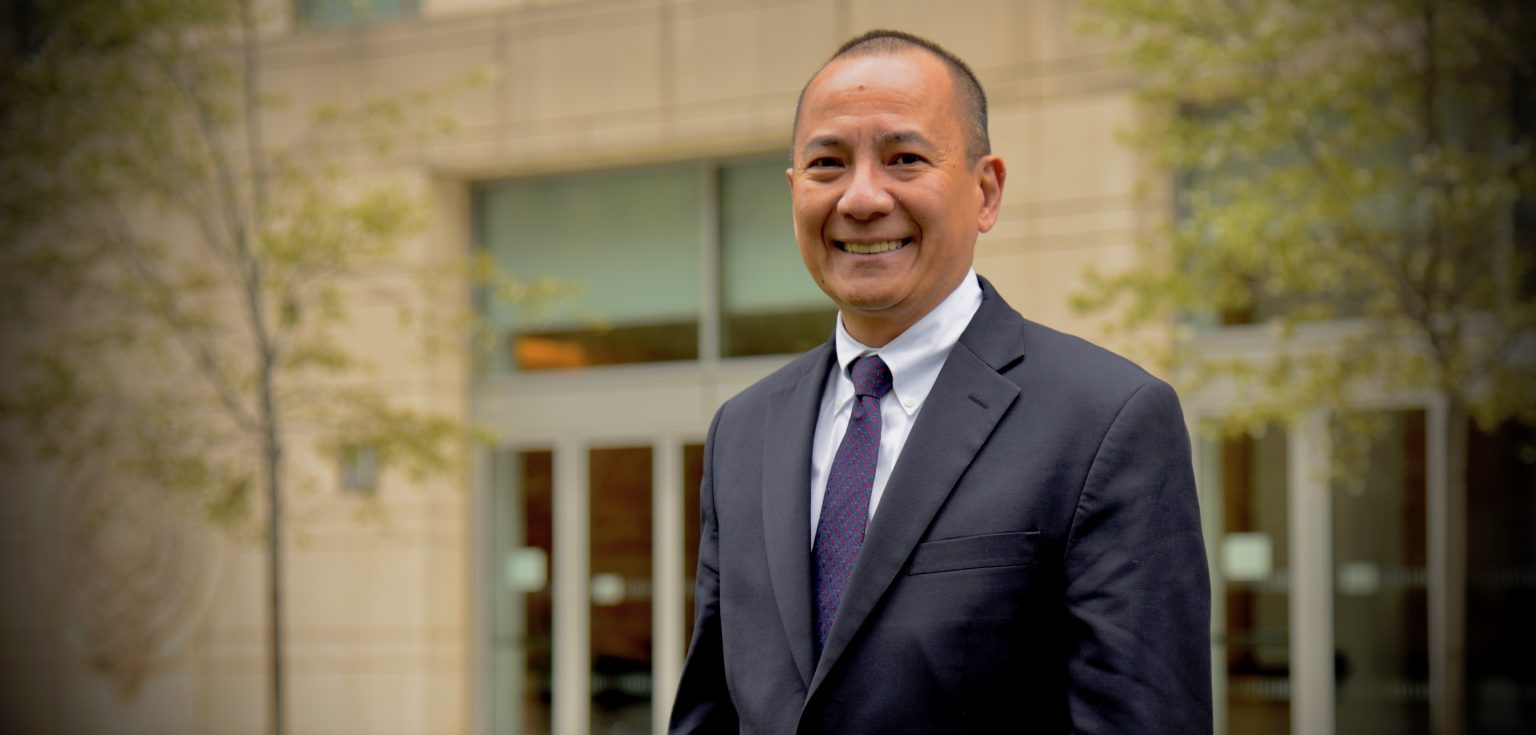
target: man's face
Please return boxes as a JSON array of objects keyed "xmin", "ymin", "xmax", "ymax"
[{"xmin": 788, "ymin": 50, "xmax": 1004, "ymax": 344}]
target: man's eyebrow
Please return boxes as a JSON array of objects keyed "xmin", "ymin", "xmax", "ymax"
[
  {"xmin": 799, "ymin": 130, "xmax": 939, "ymax": 158},
  {"xmin": 879, "ymin": 130, "xmax": 937, "ymax": 149},
  {"xmin": 800, "ymin": 135, "xmax": 844, "ymax": 155}
]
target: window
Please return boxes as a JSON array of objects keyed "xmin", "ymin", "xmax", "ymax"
[
  {"xmin": 588, "ymin": 446, "xmax": 653, "ymax": 730},
  {"xmin": 489, "ymin": 449, "xmax": 554, "ymax": 734},
  {"xmin": 719, "ymin": 159, "xmax": 835, "ymax": 357},
  {"xmin": 1172, "ymin": 102, "xmax": 1391, "ymax": 328},
  {"xmin": 476, "ymin": 164, "xmax": 703, "ymax": 371},
  {"xmin": 297, "ymin": 0, "xmax": 417, "ymax": 29},
  {"xmin": 1464, "ymin": 420, "xmax": 1536, "ymax": 733},
  {"xmin": 474, "ymin": 157, "xmax": 835, "ymax": 373},
  {"xmin": 1209, "ymin": 427, "xmax": 1293, "ymax": 734},
  {"xmin": 1331, "ymin": 410, "xmax": 1430, "ymax": 734},
  {"xmin": 339, "ymin": 444, "xmax": 378, "ymax": 495}
]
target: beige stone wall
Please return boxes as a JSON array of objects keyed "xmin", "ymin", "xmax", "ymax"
[
  {"xmin": 261, "ymin": 0, "xmax": 1148, "ymax": 344},
  {"xmin": 1, "ymin": 2, "xmax": 1155, "ymax": 734}
]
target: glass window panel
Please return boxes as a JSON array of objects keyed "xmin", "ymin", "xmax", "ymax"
[
  {"xmin": 1175, "ymin": 104, "xmax": 1395, "ymax": 327},
  {"xmin": 1332, "ymin": 410, "xmax": 1430, "ymax": 734},
  {"xmin": 298, "ymin": 0, "xmax": 415, "ymax": 27},
  {"xmin": 1518, "ymin": 72, "xmax": 1536, "ymax": 300},
  {"xmin": 720, "ymin": 157, "xmax": 837, "ymax": 357},
  {"xmin": 589, "ymin": 447, "xmax": 653, "ymax": 733},
  {"xmin": 476, "ymin": 165, "xmax": 702, "ymax": 371},
  {"xmin": 490, "ymin": 449, "xmax": 553, "ymax": 735},
  {"xmin": 1210, "ymin": 428, "xmax": 1292, "ymax": 735},
  {"xmin": 1464, "ymin": 420, "xmax": 1536, "ymax": 734}
]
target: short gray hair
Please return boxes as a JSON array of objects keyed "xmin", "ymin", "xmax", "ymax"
[{"xmin": 793, "ymin": 29, "xmax": 991, "ymax": 162}]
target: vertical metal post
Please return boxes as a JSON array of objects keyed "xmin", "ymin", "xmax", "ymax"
[
  {"xmin": 473, "ymin": 448, "xmax": 495, "ymax": 735},
  {"xmin": 552, "ymin": 440, "xmax": 590, "ymax": 735},
  {"xmin": 1290, "ymin": 410, "xmax": 1334, "ymax": 735},
  {"xmin": 1191, "ymin": 424, "xmax": 1227, "ymax": 735},
  {"xmin": 1427, "ymin": 394, "xmax": 1463, "ymax": 735},
  {"xmin": 653, "ymin": 436, "xmax": 685, "ymax": 735}
]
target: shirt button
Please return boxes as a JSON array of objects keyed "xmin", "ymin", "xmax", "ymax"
[{"xmin": 903, "ymin": 398, "xmax": 914, "ymax": 408}]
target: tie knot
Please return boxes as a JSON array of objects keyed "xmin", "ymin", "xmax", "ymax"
[{"xmin": 849, "ymin": 354, "xmax": 893, "ymax": 400}]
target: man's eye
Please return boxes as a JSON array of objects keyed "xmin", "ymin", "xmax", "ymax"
[
  {"xmin": 891, "ymin": 153, "xmax": 925, "ymax": 166},
  {"xmin": 807, "ymin": 157, "xmax": 842, "ymax": 169}
]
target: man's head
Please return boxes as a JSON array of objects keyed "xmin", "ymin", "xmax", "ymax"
[
  {"xmin": 794, "ymin": 30, "xmax": 991, "ymax": 163},
  {"xmin": 788, "ymin": 30, "xmax": 1006, "ymax": 347}
]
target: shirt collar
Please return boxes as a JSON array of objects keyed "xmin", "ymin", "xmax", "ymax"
[{"xmin": 832, "ymin": 269, "xmax": 983, "ymax": 416}]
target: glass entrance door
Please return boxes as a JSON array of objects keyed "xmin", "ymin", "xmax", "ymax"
[
  {"xmin": 485, "ymin": 439, "xmax": 702, "ymax": 735},
  {"xmin": 1203, "ymin": 427, "xmax": 1293, "ymax": 735},
  {"xmin": 588, "ymin": 446, "xmax": 654, "ymax": 734},
  {"xmin": 1202, "ymin": 406, "xmax": 1440, "ymax": 735},
  {"xmin": 1331, "ymin": 410, "xmax": 1430, "ymax": 733},
  {"xmin": 488, "ymin": 449, "xmax": 554, "ymax": 734}
]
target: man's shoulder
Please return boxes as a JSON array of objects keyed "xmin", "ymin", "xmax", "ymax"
[
  {"xmin": 720, "ymin": 342, "xmax": 832, "ymax": 412},
  {"xmin": 1009, "ymin": 316, "xmax": 1172, "ymax": 407},
  {"xmin": 968, "ymin": 277, "xmax": 1167, "ymax": 402},
  {"xmin": 1021, "ymin": 318, "xmax": 1152, "ymax": 379}
]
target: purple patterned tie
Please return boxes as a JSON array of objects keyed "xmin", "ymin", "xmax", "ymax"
[{"xmin": 812, "ymin": 354, "xmax": 893, "ymax": 654}]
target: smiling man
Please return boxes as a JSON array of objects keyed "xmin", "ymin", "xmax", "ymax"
[{"xmin": 670, "ymin": 30, "xmax": 1211, "ymax": 734}]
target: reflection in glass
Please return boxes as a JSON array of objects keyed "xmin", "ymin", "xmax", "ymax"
[
  {"xmin": 490, "ymin": 449, "xmax": 553, "ymax": 734},
  {"xmin": 1214, "ymin": 428, "xmax": 1292, "ymax": 734},
  {"xmin": 476, "ymin": 165, "xmax": 702, "ymax": 371},
  {"xmin": 1333, "ymin": 411, "xmax": 1429, "ymax": 734},
  {"xmin": 720, "ymin": 158, "xmax": 837, "ymax": 357},
  {"xmin": 298, "ymin": 0, "xmax": 415, "ymax": 27},
  {"xmin": 590, "ymin": 447, "xmax": 654, "ymax": 733},
  {"xmin": 1173, "ymin": 105, "xmax": 1388, "ymax": 328}
]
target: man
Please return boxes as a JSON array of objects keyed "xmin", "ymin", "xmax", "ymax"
[{"xmin": 671, "ymin": 30, "xmax": 1211, "ymax": 734}]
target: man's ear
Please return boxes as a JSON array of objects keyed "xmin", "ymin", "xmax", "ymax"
[
  {"xmin": 975, "ymin": 155, "xmax": 1006, "ymax": 234},
  {"xmin": 785, "ymin": 167, "xmax": 795, "ymax": 188}
]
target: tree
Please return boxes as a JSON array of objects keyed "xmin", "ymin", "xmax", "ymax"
[
  {"xmin": 1076, "ymin": 1, "xmax": 1535, "ymax": 733},
  {"xmin": 0, "ymin": 2, "xmax": 480, "ymax": 733}
]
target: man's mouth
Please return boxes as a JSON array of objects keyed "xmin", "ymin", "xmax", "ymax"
[{"xmin": 834, "ymin": 238, "xmax": 913, "ymax": 254}]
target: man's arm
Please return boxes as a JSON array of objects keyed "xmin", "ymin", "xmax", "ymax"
[
  {"xmin": 1063, "ymin": 379, "xmax": 1212, "ymax": 734},
  {"xmin": 669, "ymin": 410, "xmax": 739, "ymax": 734}
]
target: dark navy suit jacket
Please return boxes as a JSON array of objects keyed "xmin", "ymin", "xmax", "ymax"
[{"xmin": 671, "ymin": 277, "xmax": 1212, "ymax": 734}]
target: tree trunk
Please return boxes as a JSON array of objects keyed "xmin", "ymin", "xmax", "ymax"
[
  {"xmin": 235, "ymin": 2, "xmax": 281, "ymax": 732},
  {"xmin": 263, "ymin": 424, "xmax": 285, "ymax": 735}
]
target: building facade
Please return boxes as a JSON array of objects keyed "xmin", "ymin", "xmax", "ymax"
[{"xmin": 1, "ymin": 1, "xmax": 1530, "ymax": 734}]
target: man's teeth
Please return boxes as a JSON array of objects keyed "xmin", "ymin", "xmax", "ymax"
[{"xmin": 842, "ymin": 240, "xmax": 906, "ymax": 254}]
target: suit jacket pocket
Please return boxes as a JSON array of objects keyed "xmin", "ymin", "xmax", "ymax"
[{"xmin": 907, "ymin": 530, "xmax": 1038, "ymax": 575}]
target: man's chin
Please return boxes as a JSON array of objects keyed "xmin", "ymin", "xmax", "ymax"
[{"xmin": 832, "ymin": 290, "xmax": 910, "ymax": 321}]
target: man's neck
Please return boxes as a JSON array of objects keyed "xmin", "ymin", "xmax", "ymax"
[
  {"xmin": 840, "ymin": 313, "xmax": 919, "ymax": 348},
  {"xmin": 838, "ymin": 270, "xmax": 981, "ymax": 348}
]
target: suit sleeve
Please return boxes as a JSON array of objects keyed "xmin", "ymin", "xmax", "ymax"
[
  {"xmin": 669, "ymin": 408, "xmax": 740, "ymax": 734},
  {"xmin": 1063, "ymin": 379, "xmax": 1212, "ymax": 734}
]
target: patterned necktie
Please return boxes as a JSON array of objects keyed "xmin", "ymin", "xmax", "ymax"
[{"xmin": 812, "ymin": 354, "xmax": 893, "ymax": 655}]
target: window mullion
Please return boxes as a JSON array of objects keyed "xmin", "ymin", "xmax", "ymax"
[{"xmin": 699, "ymin": 161, "xmax": 722, "ymax": 366}]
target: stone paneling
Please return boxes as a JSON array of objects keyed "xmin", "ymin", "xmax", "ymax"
[{"xmin": 2, "ymin": 3, "xmax": 1158, "ymax": 734}]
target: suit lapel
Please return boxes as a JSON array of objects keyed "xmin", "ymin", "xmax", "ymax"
[
  {"xmin": 806, "ymin": 279, "xmax": 1028, "ymax": 697},
  {"xmin": 761, "ymin": 343, "xmax": 835, "ymax": 689}
]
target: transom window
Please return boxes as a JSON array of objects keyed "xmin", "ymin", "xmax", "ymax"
[
  {"xmin": 473, "ymin": 156, "xmax": 835, "ymax": 373},
  {"xmin": 296, "ymin": 0, "xmax": 418, "ymax": 29}
]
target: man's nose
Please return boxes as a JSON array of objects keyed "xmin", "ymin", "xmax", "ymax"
[{"xmin": 836, "ymin": 162, "xmax": 895, "ymax": 220}]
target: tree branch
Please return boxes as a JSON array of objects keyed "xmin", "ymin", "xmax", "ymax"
[{"xmin": 94, "ymin": 206, "xmax": 261, "ymax": 435}]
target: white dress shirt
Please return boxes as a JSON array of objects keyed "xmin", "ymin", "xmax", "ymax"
[{"xmin": 809, "ymin": 269, "xmax": 984, "ymax": 541}]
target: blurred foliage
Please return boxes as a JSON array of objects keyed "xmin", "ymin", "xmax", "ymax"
[
  {"xmin": 0, "ymin": 0, "xmax": 484, "ymax": 535},
  {"xmin": 1076, "ymin": 0, "xmax": 1536, "ymax": 440}
]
